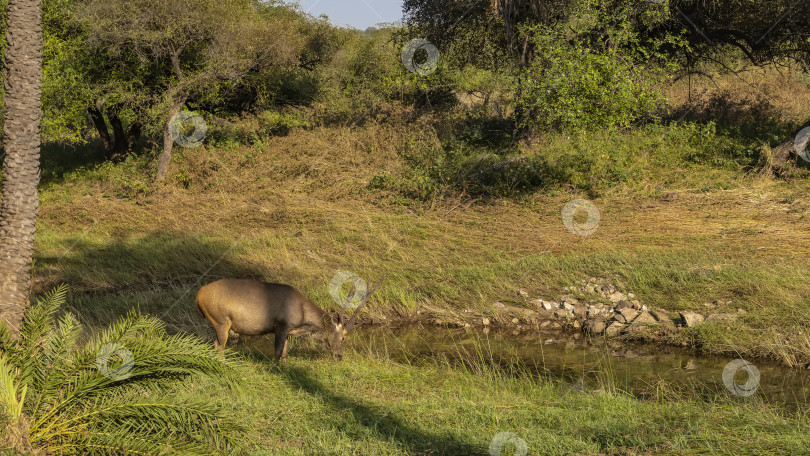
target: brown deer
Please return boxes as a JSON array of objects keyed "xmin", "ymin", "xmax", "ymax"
[{"xmin": 194, "ymin": 277, "xmax": 382, "ymax": 363}]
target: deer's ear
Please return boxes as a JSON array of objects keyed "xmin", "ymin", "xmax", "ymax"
[{"xmin": 331, "ymin": 312, "xmax": 341, "ymax": 324}]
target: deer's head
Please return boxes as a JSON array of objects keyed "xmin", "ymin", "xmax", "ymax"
[{"xmin": 324, "ymin": 276, "xmax": 384, "ymax": 360}]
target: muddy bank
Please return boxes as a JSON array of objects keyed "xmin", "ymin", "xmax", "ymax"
[{"xmin": 359, "ymin": 277, "xmax": 810, "ymax": 370}]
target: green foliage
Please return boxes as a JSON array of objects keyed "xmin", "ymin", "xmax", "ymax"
[
  {"xmin": 89, "ymin": 156, "xmax": 153, "ymax": 200},
  {"xmin": 216, "ymin": 3, "xmax": 345, "ymax": 110},
  {"xmin": 257, "ymin": 110, "xmax": 311, "ymax": 137},
  {"xmin": 367, "ymin": 116, "xmax": 757, "ymax": 202},
  {"xmin": 400, "ymin": 0, "xmax": 544, "ymax": 68},
  {"xmin": 645, "ymin": 0, "xmax": 810, "ymax": 71},
  {"xmin": 313, "ymin": 27, "xmax": 458, "ymax": 122},
  {"xmin": 203, "ymin": 110, "xmax": 311, "ymax": 150},
  {"xmin": 509, "ymin": 0, "xmax": 688, "ymax": 133},
  {"xmin": 367, "ymin": 130, "xmax": 445, "ymax": 201},
  {"xmin": 447, "ymin": 67, "xmax": 516, "ymax": 105},
  {"xmin": 32, "ymin": 0, "xmax": 307, "ymax": 149},
  {"xmin": 313, "ymin": 28, "xmax": 406, "ymax": 121},
  {"xmin": 0, "ymin": 286, "xmax": 247, "ymax": 454},
  {"xmin": 40, "ymin": 0, "xmax": 95, "ymax": 143},
  {"xmin": 243, "ymin": 66, "xmax": 321, "ymax": 109},
  {"xmin": 518, "ymin": 23, "xmax": 663, "ymax": 131}
]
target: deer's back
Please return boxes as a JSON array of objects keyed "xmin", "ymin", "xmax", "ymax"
[{"xmin": 196, "ymin": 279, "xmax": 318, "ymax": 335}]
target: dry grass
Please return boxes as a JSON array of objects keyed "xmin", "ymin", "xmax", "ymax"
[
  {"xmin": 28, "ymin": 62, "xmax": 810, "ymax": 365},
  {"xmin": 665, "ymin": 63, "xmax": 810, "ymax": 123},
  {"xmin": 32, "ymin": 123, "xmax": 810, "ymax": 363}
]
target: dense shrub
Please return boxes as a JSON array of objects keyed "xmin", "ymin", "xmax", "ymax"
[
  {"xmin": 517, "ymin": 26, "xmax": 666, "ymax": 133},
  {"xmin": 514, "ymin": 0, "xmax": 680, "ymax": 133},
  {"xmin": 257, "ymin": 110, "xmax": 312, "ymax": 136}
]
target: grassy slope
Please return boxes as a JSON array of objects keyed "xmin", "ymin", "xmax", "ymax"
[
  {"xmin": 34, "ymin": 119, "xmax": 810, "ymax": 365},
  {"xmin": 25, "ymin": 68, "xmax": 810, "ymax": 454}
]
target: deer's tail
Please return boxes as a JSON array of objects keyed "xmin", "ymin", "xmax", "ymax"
[{"xmin": 194, "ymin": 295, "xmax": 204, "ymax": 318}]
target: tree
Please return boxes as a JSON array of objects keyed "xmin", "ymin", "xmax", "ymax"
[
  {"xmin": 644, "ymin": 0, "xmax": 810, "ymax": 173},
  {"xmin": 648, "ymin": 0, "xmax": 810, "ymax": 68},
  {"xmin": 45, "ymin": 0, "xmax": 148, "ymax": 162},
  {"xmin": 402, "ymin": 0, "xmax": 573, "ymax": 67},
  {"xmin": 405, "ymin": 0, "xmax": 810, "ymax": 165},
  {"xmin": 0, "ymin": 0, "xmax": 43, "ymax": 338},
  {"xmin": 77, "ymin": 0, "xmax": 301, "ymax": 181}
]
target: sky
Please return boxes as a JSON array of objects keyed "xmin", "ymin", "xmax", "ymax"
[{"xmin": 291, "ymin": 0, "xmax": 404, "ymax": 29}]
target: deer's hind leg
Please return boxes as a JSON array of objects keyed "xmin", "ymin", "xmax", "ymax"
[
  {"xmin": 274, "ymin": 328, "xmax": 290, "ymax": 364},
  {"xmin": 281, "ymin": 336, "xmax": 290, "ymax": 360},
  {"xmin": 214, "ymin": 319, "xmax": 232, "ymax": 351}
]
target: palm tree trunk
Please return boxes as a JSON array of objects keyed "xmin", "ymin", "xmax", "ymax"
[{"xmin": 0, "ymin": 0, "xmax": 43, "ymax": 337}]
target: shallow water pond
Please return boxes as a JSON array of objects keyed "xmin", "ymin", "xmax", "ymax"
[{"xmin": 238, "ymin": 324, "xmax": 810, "ymax": 408}]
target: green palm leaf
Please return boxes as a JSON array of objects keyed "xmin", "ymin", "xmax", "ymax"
[{"xmin": 0, "ymin": 286, "xmax": 247, "ymax": 454}]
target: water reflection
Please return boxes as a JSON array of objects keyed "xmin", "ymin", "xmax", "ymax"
[{"xmin": 239, "ymin": 324, "xmax": 810, "ymax": 408}]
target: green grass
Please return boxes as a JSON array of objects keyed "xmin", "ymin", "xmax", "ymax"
[
  {"xmin": 33, "ymin": 206, "xmax": 810, "ymax": 365},
  {"xmin": 21, "ymin": 111, "xmax": 810, "ymax": 454},
  {"xmin": 183, "ymin": 346, "xmax": 810, "ymax": 455}
]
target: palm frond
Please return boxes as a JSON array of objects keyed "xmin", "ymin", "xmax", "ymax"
[
  {"xmin": 33, "ymin": 393, "xmax": 244, "ymax": 453},
  {"xmin": 27, "ymin": 312, "xmax": 84, "ymax": 419},
  {"xmin": 8, "ymin": 284, "xmax": 69, "ymax": 396},
  {"xmin": 0, "ymin": 355, "xmax": 26, "ymax": 421},
  {"xmin": 0, "ymin": 287, "xmax": 246, "ymax": 455}
]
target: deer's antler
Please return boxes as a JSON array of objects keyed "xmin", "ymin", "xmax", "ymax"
[{"xmin": 345, "ymin": 276, "xmax": 385, "ymax": 329}]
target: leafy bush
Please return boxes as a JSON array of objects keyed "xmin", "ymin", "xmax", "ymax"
[
  {"xmin": 257, "ymin": 110, "xmax": 311, "ymax": 136},
  {"xmin": 367, "ymin": 130, "xmax": 445, "ymax": 201},
  {"xmin": 518, "ymin": 28, "xmax": 665, "ymax": 133},
  {"xmin": 313, "ymin": 29, "xmax": 405, "ymax": 122},
  {"xmin": 368, "ymin": 117, "xmax": 758, "ymax": 202},
  {"xmin": 516, "ymin": 1, "xmax": 677, "ymax": 133},
  {"xmin": 445, "ymin": 66, "xmax": 517, "ymax": 117},
  {"xmin": 312, "ymin": 27, "xmax": 460, "ymax": 123},
  {"xmin": 204, "ymin": 110, "xmax": 311, "ymax": 150},
  {"xmin": 0, "ymin": 286, "xmax": 246, "ymax": 454}
]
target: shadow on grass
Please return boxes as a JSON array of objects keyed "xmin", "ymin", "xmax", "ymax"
[
  {"xmin": 232, "ymin": 334, "xmax": 327, "ymax": 365},
  {"xmin": 666, "ymin": 94, "xmax": 802, "ymax": 163},
  {"xmin": 39, "ymin": 139, "xmax": 108, "ymax": 186},
  {"xmin": 33, "ymin": 230, "xmax": 270, "ymax": 329},
  {"xmin": 280, "ymin": 365, "xmax": 487, "ymax": 455}
]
